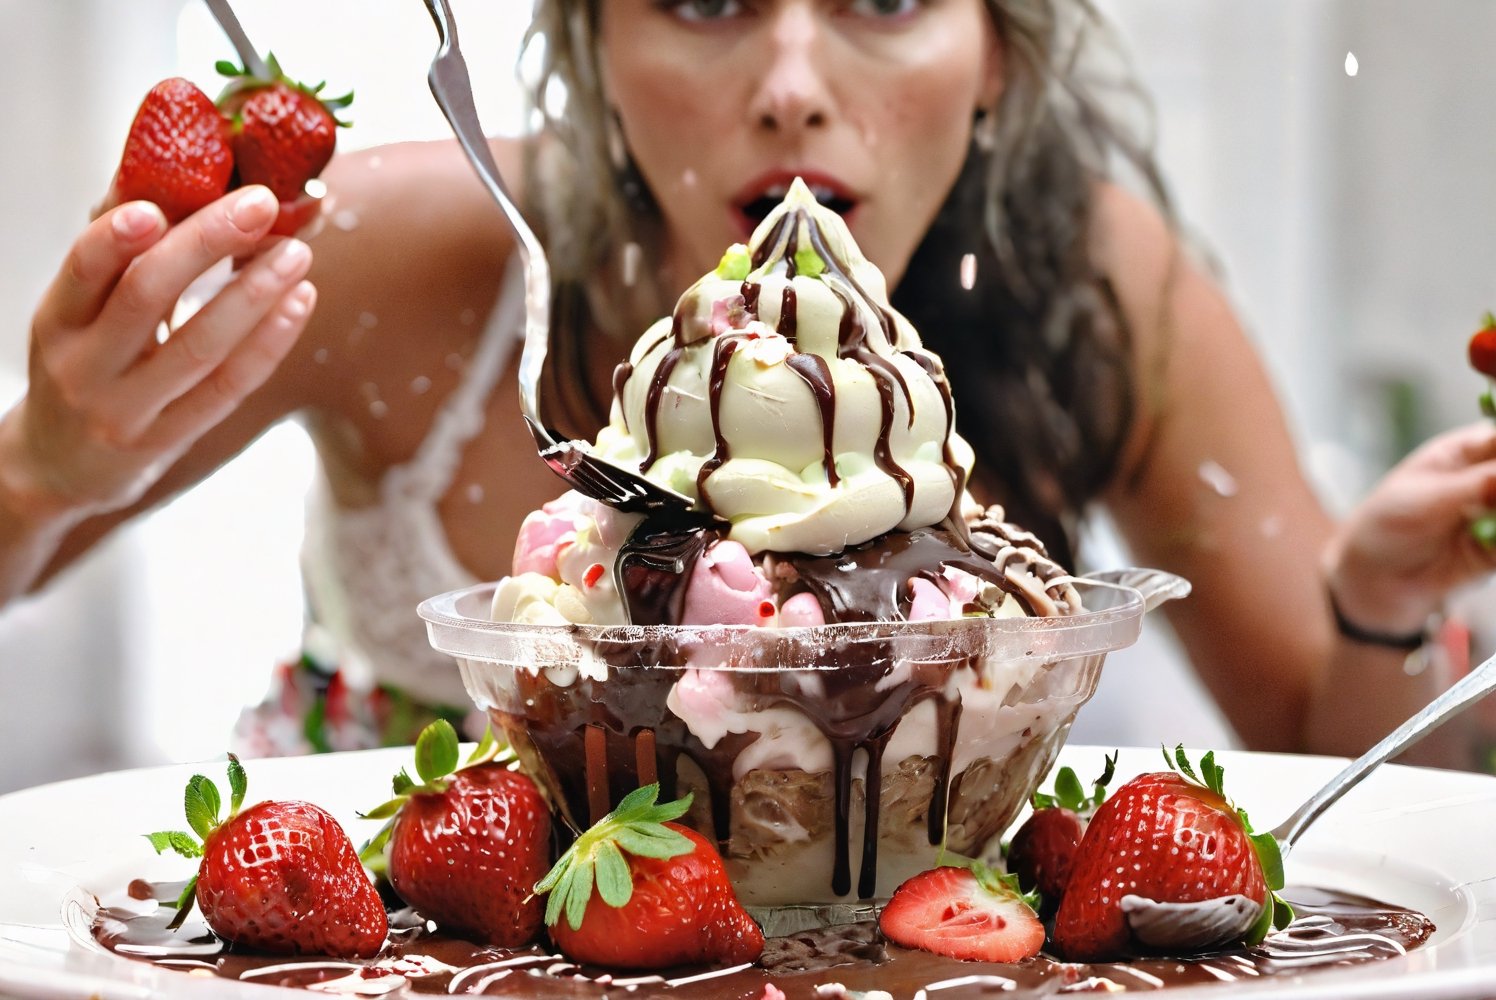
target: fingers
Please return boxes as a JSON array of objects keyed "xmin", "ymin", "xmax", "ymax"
[
  {"xmin": 148, "ymin": 281, "xmax": 316, "ymax": 448},
  {"xmin": 88, "ymin": 186, "xmax": 282, "ymax": 375},
  {"xmin": 42, "ymin": 201, "xmax": 168, "ymax": 332},
  {"xmin": 114, "ymin": 238, "xmax": 313, "ymax": 437},
  {"xmin": 1403, "ymin": 421, "xmax": 1496, "ymax": 472}
]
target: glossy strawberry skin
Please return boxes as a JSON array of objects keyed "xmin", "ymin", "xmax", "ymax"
[
  {"xmin": 879, "ymin": 866, "xmax": 1045, "ymax": 963},
  {"xmin": 116, "ymin": 78, "xmax": 233, "ymax": 223},
  {"xmin": 549, "ymin": 823, "xmax": 763, "ymax": 970},
  {"xmin": 195, "ymin": 799, "xmax": 386, "ymax": 958},
  {"xmin": 1006, "ymin": 806, "xmax": 1085, "ymax": 915},
  {"xmin": 229, "ymin": 82, "xmax": 338, "ymax": 202},
  {"xmin": 1470, "ymin": 324, "xmax": 1496, "ymax": 378},
  {"xmin": 1052, "ymin": 772, "xmax": 1267, "ymax": 962},
  {"xmin": 387, "ymin": 764, "xmax": 551, "ymax": 947}
]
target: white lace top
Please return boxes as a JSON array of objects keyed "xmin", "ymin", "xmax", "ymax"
[{"xmin": 300, "ymin": 263, "xmax": 524, "ymax": 708}]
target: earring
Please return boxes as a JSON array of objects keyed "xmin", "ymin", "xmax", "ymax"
[
  {"xmin": 605, "ymin": 111, "xmax": 652, "ymax": 213},
  {"xmin": 973, "ymin": 106, "xmax": 997, "ymax": 152},
  {"xmin": 606, "ymin": 112, "xmax": 629, "ymax": 173}
]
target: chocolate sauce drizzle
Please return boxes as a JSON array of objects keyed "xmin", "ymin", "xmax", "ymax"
[{"xmin": 93, "ymin": 884, "xmax": 1435, "ymax": 998}]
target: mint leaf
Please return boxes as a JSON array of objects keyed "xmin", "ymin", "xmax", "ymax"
[
  {"xmin": 184, "ymin": 776, "xmax": 219, "ymax": 841},
  {"xmin": 145, "ymin": 831, "xmax": 202, "ymax": 859},
  {"xmin": 226, "ymin": 755, "xmax": 247, "ymax": 815}
]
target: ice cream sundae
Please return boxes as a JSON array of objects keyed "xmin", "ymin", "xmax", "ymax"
[{"xmin": 454, "ymin": 179, "xmax": 1138, "ymax": 907}]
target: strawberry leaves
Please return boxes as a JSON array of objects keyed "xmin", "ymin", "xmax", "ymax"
[
  {"xmin": 1162, "ymin": 745, "xmax": 1294, "ymax": 941},
  {"xmin": 144, "ymin": 754, "xmax": 251, "ymax": 928},
  {"xmin": 1033, "ymin": 752, "xmax": 1116, "ymax": 813},
  {"xmin": 535, "ymin": 783, "xmax": 696, "ymax": 931}
]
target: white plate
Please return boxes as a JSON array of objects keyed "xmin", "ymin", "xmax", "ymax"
[{"xmin": 1, "ymin": 746, "xmax": 1494, "ymax": 999}]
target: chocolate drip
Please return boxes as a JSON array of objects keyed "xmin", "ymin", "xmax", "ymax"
[
  {"xmin": 777, "ymin": 284, "xmax": 799, "ymax": 341},
  {"xmin": 859, "ymin": 733, "xmax": 892, "ymax": 899},
  {"xmin": 584, "ymin": 724, "xmax": 610, "ymax": 826},
  {"xmin": 741, "ymin": 280, "xmax": 761, "ymax": 316},
  {"xmin": 830, "ymin": 742, "xmax": 855, "ymax": 897},
  {"xmin": 927, "ymin": 695, "xmax": 964, "ymax": 845},
  {"xmin": 641, "ymin": 345, "xmax": 685, "ymax": 470},
  {"xmin": 634, "ymin": 728, "xmax": 658, "ymax": 788},
  {"xmin": 696, "ymin": 336, "xmax": 743, "ymax": 501},
  {"xmin": 784, "ymin": 353, "xmax": 839, "ymax": 486},
  {"xmin": 836, "ymin": 308, "xmax": 916, "ymax": 511}
]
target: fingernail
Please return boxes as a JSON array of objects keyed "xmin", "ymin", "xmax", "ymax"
[
  {"xmin": 113, "ymin": 203, "xmax": 162, "ymax": 240},
  {"xmin": 268, "ymin": 239, "xmax": 311, "ymax": 279},
  {"xmin": 285, "ymin": 281, "xmax": 316, "ymax": 318},
  {"xmin": 228, "ymin": 186, "xmax": 278, "ymax": 232}
]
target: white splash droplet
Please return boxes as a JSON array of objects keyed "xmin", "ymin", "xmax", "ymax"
[
  {"xmin": 959, "ymin": 253, "xmax": 977, "ymax": 291},
  {"xmin": 459, "ymin": 308, "xmax": 478, "ymax": 327},
  {"xmin": 1345, "ymin": 51, "xmax": 1359, "ymax": 76},
  {"xmin": 304, "ymin": 178, "xmax": 329, "ymax": 199},
  {"xmin": 313, "ymin": 348, "xmax": 329, "ymax": 365},
  {"xmin": 332, "ymin": 210, "xmax": 360, "ymax": 231},
  {"xmin": 682, "ymin": 169, "xmax": 698, "ymax": 188},
  {"xmin": 369, "ymin": 400, "xmax": 388, "ymax": 419},
  {"xmin": 1198, "ymin": 460, "xmax": 1239, "ymax": 498},
  {"xmin": 358, "ymin": 312, "xmax": 378, "ymax": 329},
  {"xmin": 410, "ymin": 375, "xmax": 432, "ymax": 395},
  {"xmin": 466, "ymin": 483, "xmax": 485, "ymax": 504}
]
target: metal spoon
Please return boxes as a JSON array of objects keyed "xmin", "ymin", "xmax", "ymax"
[{"xmin": 201, "ymin": 0, "xmax": 271, "ymax": 78}]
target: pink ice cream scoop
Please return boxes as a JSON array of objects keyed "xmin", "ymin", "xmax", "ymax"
[
  {"xmin": 512, "ymin": 498, "xmax": 584, "ymax": 577},
  {"xmin": 681, "ymin": 540, "xmax": 775, "ymax": 626}
]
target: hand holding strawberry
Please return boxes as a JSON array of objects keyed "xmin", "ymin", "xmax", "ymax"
[
  {"xmin": 360, "ymin": 722, "xmax": 549, "ymax": 948},
  {"xmin": 145, "ymin": 754, "xmax": 386, "ymax": 958},
  {"xmin": 535, "ymin": 784, "xmax": 763, "ymax": 970},
  {"xmin": 1051, "ymin": 747, "xmax": 1291, "ymax": 962},
  {"xmin": 1006, "ymin": 751, "xmax": 1115, "ymax": 915},
  {"xmin": 878, "ymin": 860, "xmax": 1044, "ymax": 963}
]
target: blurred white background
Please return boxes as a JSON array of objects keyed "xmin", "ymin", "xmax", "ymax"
[{"xmin": 1, "ymin": 1, "xmax": 1493, "ymax": 792}]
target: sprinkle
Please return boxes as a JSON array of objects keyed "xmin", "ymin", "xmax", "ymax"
[{"xmin": 583, "ymin": 563, "xmax": 606, "ymax": 589}]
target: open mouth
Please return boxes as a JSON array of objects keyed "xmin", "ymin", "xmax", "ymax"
[{"xmin": 734, "ymin": 175, "xmax": 860, "ymax": 235}]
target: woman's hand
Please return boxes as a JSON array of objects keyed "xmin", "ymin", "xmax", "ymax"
[
  {"xmin": 0, "ymin": 184, "xmax": 315, "ymax": 528},
  {"xmin": 1325, "ymin": 422, "xmax": 1496, "ymax": 637}
]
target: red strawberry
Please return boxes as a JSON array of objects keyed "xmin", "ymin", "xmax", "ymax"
[
  {"xmin": 536, "ymin": 784, "xmax": 763, "ymax": 970},
  {"xmin": 116, "ymin": 77, "xmax": 234, "ymax": 223},
  {"xmin": 218, "ymin": 55, "xmax": 351, "ymax": 203},
  {"xmin": 878, "ymin": 863, "xmax": 1044, "ymax": 963},
  {"xmin": 1469, "ymin": 311, "xmax": 1496, "ymax": 379},
  {"xmin": 361, "ymin": 722, "xmax": 549, "ymax": 947},
  {"xmin": 1006, "ymin": 754, "xmax": 1115, "ymax": 915},
  {"xmin": 1052, "ymin": 747, "xmax": 1291, "ymax": 962},
  {"xmin": 145, "ymin": 755, "xmax": 386, "ymax": 958}
]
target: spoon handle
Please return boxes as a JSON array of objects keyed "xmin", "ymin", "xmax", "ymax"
[
  {"xmin": 202, "ymin": 0, "xmax": 272, "ymax": 79},
  {"xmin": 1271, "ymin": 647, "xmax": 1496, "ymax": 848}
]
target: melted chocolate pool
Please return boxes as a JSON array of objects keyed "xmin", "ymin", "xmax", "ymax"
[{"xmin": 94, "ymin": 883, "xmax": 1432, "ymax": 997}]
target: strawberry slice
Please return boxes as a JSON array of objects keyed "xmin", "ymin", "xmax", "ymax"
[
  {"xmin": 359, "ymin": 722, "xmax": 549, "ymax": 948},
  {"xmin": 535, "ymin": 784, "xmax": 763, "ymax": 970},
  {"xmin": 878, "ymin": 862, "xmax": 1044, "ymax": 963},
  {"xmin": 145, "ymin": 755, "xmax": 386, "ymax": 958}
]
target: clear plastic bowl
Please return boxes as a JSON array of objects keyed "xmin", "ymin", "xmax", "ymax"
[{"xmin": 418, "ymin": 569, "xmax": 1186, "ymax": 907}]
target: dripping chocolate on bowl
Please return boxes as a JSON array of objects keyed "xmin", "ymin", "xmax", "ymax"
[{"xmin": 420, "ymin": 571, "xmax": 1156, "ymax": 908}]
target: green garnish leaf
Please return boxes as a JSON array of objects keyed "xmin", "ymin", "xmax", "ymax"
[
  {"xmin": 358, "ymin": 797, "xmax": 407, "ymax": 821},
  {"xmin": 1244, "ymin": 891, "xmax": 1275, "ymax": 946},
  {"xmin": 716, "ymin": 243, "xmax": 751, "ymax": 280},
  {"xmin": 184, "ymin": 776, "xmax": 220, "ymax": 842},
  {"xmin": 1054, "ymin": 766, "xmax": 1085, "ymax": 811},
  {"xmin": 1094, "ymin": 751, "xmax": 1117, "ymax": 802},
  {"xmin": 226, "ymin": 754, "xmax": 247, "ymax": 815},
  {"xmin": 414, "ymin": 719, "xmax": 460, "ymax": 785},
  {"xmin": 594, "ymin": 839, "xmax": 633, "ymax": 908},
  {"xmin": 793, "ymin": 244, "xmax": 826, "ymax": 278},
  {"xmin": 1273, "ymin": 894, "xmax": 1296, "ymax": 930},
  {"xmin": 359, "ymin": 818, "xmax": 395, "ymax": 865},
  {"xmin": 392, "ymin": 768, "xmax": 415, "ymax": 796},
  {"xmin": 145, "ymin": 831, "xmax": 203, "ymax": 859},
  {"xmin": 165, "ymin": 876, "xmax": 199, "ymax": 930},
  {"xmin": 563, "ymin": 855, "xmax": 595, "ymax": 931},
  {"xmin": 468, "ymin": 726, "xmax": 497, "ymax": 764},
  {"xmin": 1481, "ymin": 392, "xmax": 1496, "ymax": 419},
  {"xmin": 215, "ymin": 59, "xmax": 242, "ymax": 77}
]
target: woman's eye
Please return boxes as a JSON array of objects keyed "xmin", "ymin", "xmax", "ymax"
[
  {"xmin": 664, "ymin": 0, "xmax": 747, "ymax": 22},
  {"xmin": 847, "ymin": 0, "xmax": 920, "ymax": 16}
]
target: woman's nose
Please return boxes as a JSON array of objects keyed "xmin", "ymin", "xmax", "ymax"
[{"xmin": 745, "ymin": 4, "xmax": 834, "ymax": 135}]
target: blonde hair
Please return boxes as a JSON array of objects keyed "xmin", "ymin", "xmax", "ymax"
[{"xmin": 521, "ymin": 0, "xmax": 1170, "ymax": 563}]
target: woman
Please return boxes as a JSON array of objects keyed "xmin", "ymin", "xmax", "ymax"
[{"xmin": 1, "ymin": 0, "xmax": 1491, "ymax": 761}]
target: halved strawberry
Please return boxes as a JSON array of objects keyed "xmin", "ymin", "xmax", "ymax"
[
  {"xmin": 116, "ymin": 77, "xmax": 234, "ymax": 223},
  {"xmin": 1006, "ymin": 753, "xmax": 1115, "ymax": 914},
  {"xmin": 879, "ymin": 861, "xmax": 1044, "ymax": 963},
  {"xmin": 360, "ymin": 722, "xmax": 548, "ymax": 948},
  {"xmin": 145, "ymin": 755, "xmax": 386, "ymax": 958},
  {"xmin": 535, "ymin": 784, "xmax": 763, "ymax": 970},
  {"xmin": 1051, "ymin": 746, "xmax": 1292, "ymax": 962}
]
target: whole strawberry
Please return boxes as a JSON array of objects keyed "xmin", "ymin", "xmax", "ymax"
[
  {"xmin": 146, "ymin": 755, "xmax": 386, "ymax": 958},
  {"xmin": 116, "ymin": 77, "xmax": 234, "ymax": 223},
  {"xmin": 1052, "ymin": 747, "xmax": 1291, "ymax": 962},
  {"xmin": 218, "ymin": 55, "xmax": 351, "ymax": 203},
  {"xmin": 879, "ymin": 862, "xmax": 1044, "ymax": 963},
  {"xmin": 361, "ymin": 722, "xmax": 549, "ymax": 947},
  {"xmin": 1006, "ymin": 753, "xmax": 1115, "ymax": 916},
  {"xmin": 1468, "ymin": 311, "xmax": 1496, "ymax": 548},
  {"xmin": 536, "ymin": 784, "xmax": 764, "ymax": 970}
]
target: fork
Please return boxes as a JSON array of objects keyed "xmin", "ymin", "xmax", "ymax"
[{"xmin": 420, "ymin": 0, "xmax": 695, "ymax": 515}]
